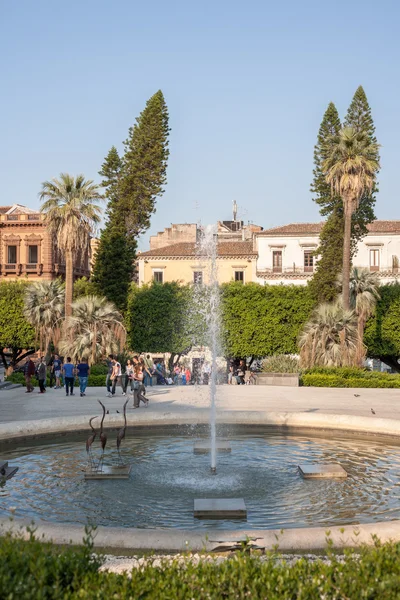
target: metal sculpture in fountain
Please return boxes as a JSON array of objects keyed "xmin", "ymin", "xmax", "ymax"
[
  {"xmin": 116, "ymin": 399, "xmax": 129, "ymax": 463},
  {"xmin": 97, "ymin": 400, "xmax": 108, "ymax": 472},
  {"xmin": 86, "ymin": 416, "xmax": 98, "ymax": 469}
]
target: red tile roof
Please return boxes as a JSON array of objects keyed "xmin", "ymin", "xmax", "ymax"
[
  {"xmin": 259, "ymin": 220, "xmax": 400, "ymax": 236},
  {"xmin": 139, "ymin": 241, "xmax": 257, "ymax": 258}
]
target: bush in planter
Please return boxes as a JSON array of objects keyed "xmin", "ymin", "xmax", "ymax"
[{"xmin": 262, "ymin": 354, "xmax": 300, "ymax": 373}]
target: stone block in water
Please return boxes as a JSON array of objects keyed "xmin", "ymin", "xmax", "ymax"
[
  {"xmin": 194, "ymin": 498, "xmax": 247, "ymax": 519},
  {"xmin": 84, "ymin": 465, "xmax": 132, "ymax": 480},
  {"xmin": 298, "ymin": 464, "xmax": 347, "ymax": 479},
  {"xmin": 193, "ymin": 441, "xmax": 231, "ymax": 454}
]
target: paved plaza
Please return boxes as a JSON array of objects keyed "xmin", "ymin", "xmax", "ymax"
[{"xmin": 1, "ymin": 383, "xmax": 399, "ymax": 424}]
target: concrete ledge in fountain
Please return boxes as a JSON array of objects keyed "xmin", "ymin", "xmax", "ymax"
[
  {"xmin": 194, "ymin": 498, "xmax": 247, "ymax": 519},
  {"xmin": 298, "ymin": 464, "xmax": 347, "ymax": 479},
  {"xmin": 193, "ymin": 440, "xmax": 231, "ymax": 454},
  {"xmin": 256, "ymin": 373, "xmax": 299, "ymax": 387},
  {"xmin": 84, "ymin": 465, "xmax": 132, "ymax": 480}
]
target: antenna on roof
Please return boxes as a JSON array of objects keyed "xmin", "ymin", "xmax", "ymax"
[{"xmin": 233, "ymin": 200, "xmax": 237, "ymax": 221}]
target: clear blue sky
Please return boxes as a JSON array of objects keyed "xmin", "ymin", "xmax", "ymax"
[{"xmin": 1, "ymin": 0, "xmax": 399, "ymax": 248}]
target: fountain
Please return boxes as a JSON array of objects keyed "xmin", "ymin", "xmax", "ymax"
[
  {"xmin": 196, "ymin": 225, "xmax": 221, "ymax": 475},
  {"xmin": 193, "ymin": 225, "xmax": 246, "ymax": 518}
]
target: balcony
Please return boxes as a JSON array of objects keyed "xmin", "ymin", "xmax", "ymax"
[{"xmin": 258, "ymin": 266, "xmax": 314, "ymax": 276}]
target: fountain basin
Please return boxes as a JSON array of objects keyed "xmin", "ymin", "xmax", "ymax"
[{"xmin": 2, "ymin": 412, "xmax": 400, "ymax": 551}]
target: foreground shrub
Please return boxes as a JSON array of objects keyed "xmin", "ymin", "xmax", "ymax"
[
  {"xmin": 262, "ymin": 354, "xmax": 300, "ymax": 373},
  {"xmin": 3, "ymin": 531, "xmax": 400, "ymax": 598}
]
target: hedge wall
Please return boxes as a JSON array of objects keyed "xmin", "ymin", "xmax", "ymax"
[{"xmin": 8, "ymin": 373, "xmax": 107, "ymax": 387}]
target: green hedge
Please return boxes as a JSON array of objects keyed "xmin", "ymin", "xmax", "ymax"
[
  {"xmin": 3, "ymin": 529, "xmax": 400, "ymax": 598},
  {"xmin": 8, "ymin": 372, "xmax": 107, "ymax": 387},
  {"xmin": 301, "ymin": 367, "xmax": 400, "ymax": 388}
]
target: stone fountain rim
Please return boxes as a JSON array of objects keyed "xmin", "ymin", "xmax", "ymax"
[
  {"xmin": 1, "ymin": 410, "xmax": 400, "ymax": 443},
  {"xmin": 2, "ymin": 410, "xmax": 400, "ymax": 552}
]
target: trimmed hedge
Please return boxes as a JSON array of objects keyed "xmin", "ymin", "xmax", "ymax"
[
  {"xmin": 301, "ymin": 367, "xmax": 400, "ymax": 388},
  {"xmin": 3, "ymin": 529, "xmax": 400, "ymax": 598},
  {"xmin": 8, "ymin": 372, "xmax": 107, "ymax": 387}
]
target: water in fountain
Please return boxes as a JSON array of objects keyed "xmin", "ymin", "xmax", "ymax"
[{"xmin": 196, "ymin": 225, "xmax": 220, "ymax": 474}]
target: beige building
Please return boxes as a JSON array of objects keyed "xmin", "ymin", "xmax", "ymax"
[
  {"xmin": 0, "ymin": 204, "xmax": 91, "ymax": 282},
  {"xmin": 137, "ymin": 240, "xmax": 258, "ymax": 286}
]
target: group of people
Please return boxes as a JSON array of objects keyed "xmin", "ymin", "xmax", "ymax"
[
  {"xmin": 24, "ymin": 355, "xmax": 90, "ymax": 397},
  {"xmin": 105, "ymin": 354, "xmax": 149, "ymax": 408}
]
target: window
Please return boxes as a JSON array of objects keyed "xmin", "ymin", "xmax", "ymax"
[
  {"xmin": 234, "ymin": 271, "xmax": 244, "ymax": 282},
  {"xmin": 7, "ymin": 246, "xmax": 17, "ymax": 264},
  {"xmin": 193, "ymin": 271, "xmax": 203, "ymax": 284},
  {"xmin": 304, "ymin": 251, "xmax": 314, "ymax": 272},
  {"xmin": 153, "ymin": 270, "xmax": 164, "ymax": 283},
  {"xmin": 28, "ymin": 245, "xmax": 38, "ymax": 264},
  {"xmin": 272, "ymin": 250, "xmax": 282, "ymax": 273},
  {"xmin": 370, "ymin": 249, "xmax": 380, "ymax": 272}
]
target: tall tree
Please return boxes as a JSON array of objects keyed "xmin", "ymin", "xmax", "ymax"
[
  {"xmin": 92, "ymin": 91, "xmax": 170, "ymax": 310},
  {"xmin": 344, "ymin": 84, "xmax": 379, "ymax": 230},
  {"xmin": 309, "ymin": 103, "xmax": 342, "ymax": 302},
  {"xmin": 119, "ymin": 90, "xmax": 170, "ymax": 237},
  {"xmin": 323, "ymin": 128, "xmax": 380, "ymax": 309},
  {"xmin": 310, "ymin": 89, "xmax": 379, "ymax": 303},
  {"xmin": 91, "ymin": 147, "xmax": 135, "ymax": 311},
  {"xmin": 39, "ymin": 173, "xmax": 103, "ymax": 317}
]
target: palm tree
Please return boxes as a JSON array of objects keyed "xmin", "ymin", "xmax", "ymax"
[
  {"xmin": 24, "ymin": 280, "xmax": 65, "ymax": 354},
  {"xmin": 59, "ymin": 295, "xmax": 126, "ymax": 364},
  {"xmin": 299, "ymin": 301, "xmax": 358, "ymax": 368},
  {"xmin": 39, "ymin": 174, "xmax": 103, "ymax": 317},
  {"xmin": 323, "ymin": 127, "xmax": 380, "ymax": 310},
  {"xmin": 337, "ymin": 267, "xmax": 380, "ymax": 366}
]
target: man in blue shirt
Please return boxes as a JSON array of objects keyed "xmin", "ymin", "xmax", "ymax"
[
  {"xmin": 63, "ymin": 357, "xmax": 75, "ymax": 397},
  {"xmin": 77, "ymin": 359, "xmax": 90, "ymax": 397}
]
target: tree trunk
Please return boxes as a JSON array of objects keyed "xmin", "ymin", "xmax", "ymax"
[
  {"xmin": 342, "ymin": 204, "xmax": 352, "ymax": 310},
  {"xmin": 65, "ymin": 250, "xmax": 74, "ymax": 318}
]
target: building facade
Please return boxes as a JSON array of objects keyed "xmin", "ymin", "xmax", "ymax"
[
  {"xmin": 0, "ymin": 204, "xmax": 91, "ymax": 282},
  {"xmin": 255, "ymin": 220, "xmax": 400, "ymax": 285},
  {"xmin": 137, "ymin": 241, "xmax": 258, "ymax": 286}
]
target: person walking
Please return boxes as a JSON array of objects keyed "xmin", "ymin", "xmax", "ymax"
[
  {"xmin": 37, "ymin": 357, "xmax": 47, "ymax": 394},
  {"xmin": 235, "ymin": 360, "xmax": 246, "ymax": 385},
  {"xmin": 63, "ymin": 357, "xmax": 75, "ymax": 397},
  {"xmin": 123, "ymin": 359, "xmax": 134, "ymax": 396},
  {"xmin": 111, "ymin": 357, "xmax": 123, "ymax": 396},
  {"xmin": 24, "ymin": 357, "xmax": 36, "ymax": 393},
  {"xmin": 77, "ymin": 358, "xmax": 90, "ymax": 397},
  {"xmin": 143, "ymin": 354, "xmax": 154, "ymax": 387},
  {"xmin": 132, "ymin": 364, "xmax": 146, "ymax": 408},
  {"xmin": 53, "ymin": 354, "xmax": 62, "ymax": 389},
  {"xmin": 105, "ymin": 354, "xmax": 113, "ymax": 398},
  {"xmin": 47, "ymin": 354, "xmax": 55, "ymax": 388}
]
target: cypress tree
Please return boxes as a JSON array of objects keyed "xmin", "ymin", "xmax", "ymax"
[
  {"xmin": 92, "ymin": 91, "xmax": 170, "ymax": 311},
  {"xmin": 92, "ymin": 147, "xmax": 136, "ymax": 311},
  {"xmin": 309, "ymin": 103, "xmax": 343, "ymax": 302},
  {"xmin": 119, "ymin": 90, "xmax": 170, "ymax": 237}
]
